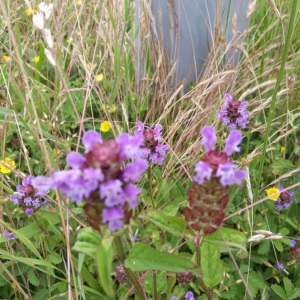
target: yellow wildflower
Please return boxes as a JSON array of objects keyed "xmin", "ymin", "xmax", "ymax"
[
  {"xmin": 32, "ymin": 56, "xmax": 40, "ymax": 63},
  {"xmin": 2, "ymin": 19, "xmax": 6, "ymax": 26},
  {"xmin": 108, "ymin": 105, "xmax": 116, "ymax": 113},
  {"xmin": 2, "ymin": 55, "xmax": 10, "ymax": 63},
  {"xmin": 280, "ymin": 146, "xmax": 285, "ymax": 153},
  {"xmin": 266, "ymin": 187, "xmax": 280, "ymax": 201},
  {"xmin": 0, "ymin": 158, "xmax": 16, "ymax": 174},
  {"xmin": 66, "ymin": 37, "xmax": 73, "ymax": 43},
  {"xmin": 25, "ymin": 8, "xmax": 33, "ymax": 16},
  {"xmin": 100, "ymin": 121, "xmax": 112, "ymax": 132},
  {"xmin": 96, "ymin": 73, "xmax": 104, "ymax": 82},
  {"xmin": 77, "ymin": 31, "xmax": 81, "ymax": 36},
  {"xmin": 76, "ymin": 0, "xmax": 82, "ymax": 5},
  {"xmin": 86, "ymin": 62, "xmax": 93, "ymax": 69}
]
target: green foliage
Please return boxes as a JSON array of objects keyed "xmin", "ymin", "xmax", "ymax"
[
  {"xmin": 125, "ymin": 243, "xmax": 202, "ymax": 276},
  {"xmin": 201, "ymin": 243, "xmax": 223, "ymax": 289},
  {"xmin": 1, "ymin": 0, "xmax": 300, "ymax": 298}
]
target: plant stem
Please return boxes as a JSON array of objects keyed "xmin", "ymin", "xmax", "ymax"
[
  {"xmin": 147, "ymin": 167, "xmax": 155, "ymax": 208},
  {"xmin": 153, "ymin": 270, "xmax": 158, "ymax": 300},
  {"xmin": 195, "ymin": 241, "xmax": 213, "ymax": 300},
  {"xmin": 114, "ymin": 237, "xmax": 146, "ymax": 300}
]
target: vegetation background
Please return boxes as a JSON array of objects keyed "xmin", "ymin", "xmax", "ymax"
[{"xmin": 0, "ymin": 0, "xmax": 299, "ymax": 299}]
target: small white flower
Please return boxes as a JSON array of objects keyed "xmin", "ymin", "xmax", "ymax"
[
  {"xmin": 38, "ymin": 2, "xmax": 54, "ymax": 20},
  {"xmin": 42, "ymin": 28, "xmax": 54, "ymax": 49},
  {"xmin": 44, "ymin": 48, "xmax": 56, "ymax": 66},
  {"xmin": 32, "ymin": 12, "xmax": 45, "ymax": 30}
]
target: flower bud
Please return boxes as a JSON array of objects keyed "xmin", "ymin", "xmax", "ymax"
[{"xmin": 32, "ymin": 12, "xmax": 45, "ymax": 30}]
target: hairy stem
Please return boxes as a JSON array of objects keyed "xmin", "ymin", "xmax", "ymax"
[
  {"xmin": 115, "ymin": 237, "xmax": 146, "ymax": 300},
  {"xmin": 147, "ymin": 167, "xmax": 155, "ymax": 208}
]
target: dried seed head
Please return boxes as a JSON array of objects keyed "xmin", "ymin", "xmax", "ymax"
[{"xmin": 176, "ymin": 271, "xmax": 194, "ymax": 285}]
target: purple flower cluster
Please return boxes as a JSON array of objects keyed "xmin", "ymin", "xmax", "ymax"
[
  {"xmin": 194, "ymin": 126, "xmax": 247, "ymax": 186},
  {"xmin": 10, "ymin": 175, "xmax": 49, "ymax": 216},
  {"xmin": 134, "ymin": 121, "xmax": 168, "ymax": 165},
  {"xmin": 274, "ymin": 186, "xmax": 294, "ymax": 210},
  {"xmin": 290, "ymin": 240, "xmax": 297, "ymax": 248},
  {"xmin": 5, "ymin": 232, "xmax": 16, "ymax": 240},
  {"xmin": 275, "ymin": 261, "xmax": 285, "ymax": 270},
  {"xmin": 171, "ymin": 291, "xmax": 195, "ymax": 300},
  {"xmin": 183, "ymin": 126, "xmax": 247, "ymax": 235},
  {"xmin": 217, "ymin": 93, "xmax": 249, "ymax": 129},
  {"xmin": 32, "ymin": 131, "xmax": 148, "ymax": 231}
]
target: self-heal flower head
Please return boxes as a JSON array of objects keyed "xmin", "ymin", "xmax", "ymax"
[
  {"xmin": 134, "ymin": 121, "xmax": 168, "ymax": 165},
  {"xmin": 274, "ymin": 186, "xmax": 294, "ymax": 210},
  {"xmin": 185, "ymin": 126, "xmax": 247, "ymax": 236},
  {"xmin": 170, "ymin": 291, "xmax": 195, "ymax": 300},
  {"xmin": 290, "ymin": 239, "xmax": 297, "ymax": 248},
  {"xmin": 32, "ymin": 130, "xmax": 148, "ymax": 231},
  {"xmin": 10, "ymin": 175, "xmax": 49, "ymax": 216},
  {"xmin": 217, "ymin": 93, "xmax": 249, "ymax": 129},
  {"xmin": 196, "ymin": 126, "xmax": 246, "ymax": 187}
]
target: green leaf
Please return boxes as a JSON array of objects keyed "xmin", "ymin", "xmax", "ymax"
[
  {"xmin": 27, "ymin": 268, "xmax": 40, "ymax": 287},
  {"xmin": 257, "ymin": 240, "xmax": 271, "ymax": 255},
  {"xmin": 48, "ymin": 252, "xmax": 63, "ymax": 265},
  {"xmin": 96, "ymin": 236, "xmax": 115, "ymax": 297},
  {"xmin": 125, "ymin": 243, "xmax": 201, "ymax": 276},
  {"xmin": 274, "ymin": 239, "xmax": 283, "ymax": 252},
  {"xmin": 271, "ymin": 159, "xmax": 294, "ymax": 170},
  {"xmin": 283, "ymin": 277, "xmax": 293, "ymax": 297},
  {"xmin": 247, "ymin": 271, "xmax": 266, "ymax": 297},
  {"xmin": 144, "ymin": 271, "xmax": 167, "ymax": 294},
  {"xmin": 201, "ymin": 243, "xmax": 223, "ymax": 289},
  {"xmin": 0, "ymin": 220, "xmax": 44, "ymax": 260},
  {"xmin": 73, "ymin": 227, "xmax": 101, "ymax": 258},
  {"xmin": 271, "ymin": 284, "xmax": 288, "ymax": 299},
  {"xmin": 203, "ymin": 228, "xmax": 248, "ymax": 258},
  {"xmin": 289, "ymin": 289, "xmax": 300, "ymax": 299},
  {"xmin": 139, "ymin": 210, "xmax": 186, "ymax": 237}
]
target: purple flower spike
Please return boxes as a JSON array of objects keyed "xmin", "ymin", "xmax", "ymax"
[
  {"xmin": 134, "ymin": 121, "xmax": 168, "ymax": 165},
  {"xmin": 122, "ymin": 160, "xmax": 148, "ymax": 182},
  {"xmin": 194, "ymin": 161, "xmax": 213, "ymax": 184},
  {"xmin": 82, "ymin": 130, "xmax": 102, "ymax": 152},
  {"xmin": 25, "ymin": 208, "xmax": 34, "ymax": 215},
  {"xmin": 102, "ymin": 206, "xmax": 124, "ymax": 221},
  {"xmin": 224, "ymin": 130, "xmax": 242, "ymax": 156},
  {"xmin": 29, "ymin": 129, "xmax": 149, "ymax": 232},
  {"xmin": 100, "ymin": 180, "xmax": 124, "ymax": 207},
  {"xmin": 67, "ymin": 152, "xmax": 86, "ymax": 169},
  {"xmin": 217, "ymin": 93, "xmax": 249, "ymax": 129},
  {"xmin": 290, "ymin": 240, "xmax": 297, "ymax": 248},
  {"xmin": 170, "ymin": 297, "xmax": 178, "ymax": 300},
  {"xmin": 185, "ymin": 292, "xmax": 195, "ymax": 300},
  {"xmin": 184, "ymin": 126, "xmax": 247, "ymax": 236},
  {"xmin": 274, "ymin": 186, "xmax": 294, "ymax": 211},
  {"xmin": 5, "ymin": 232, "xmax": 16, "ymax": 240},
  {"xmin": 216, "ymin": 162, "xmax": 238, "ymax": 186},
  {"xmin": 10, "ymin": 175, "xmax": 49, "ymax": 216},
  {"xmin": 201, "ymin": 126, "xmax": 216, "ymax": 152}
]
